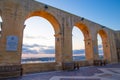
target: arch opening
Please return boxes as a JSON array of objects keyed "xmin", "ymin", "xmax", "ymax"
[
  {"xmin": 0, "ymin": 15, "xmax": 3, "ymax": 37},
  {"xmin": 22, "ymin": 11, "xmax": 60, "ymax": 64},
  {"xmin": 0, "ymin": 16, "xmax": 2, "ymax": 22},
  {"xmin": 72, "ymin": 23, "xmax": 91, "ymax": 61},
  {"xmin": 97, "ymin": 34, "xmax": 104, "ymax": 59},
  {"xmin": 72, "ymin": 26, "xmax": 85, "ymax": 61},
  {"xmin": 97, "ymin": 29, "xmax": 108, "ymax": 60}
]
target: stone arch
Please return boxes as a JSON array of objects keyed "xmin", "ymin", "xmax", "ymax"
[
  {"xmin": 97, "ymin": 29, "xmax": 111, "ymax": 61},
  {"xmin": 98, "ymin": 29, "xmax": 107, "ymax": 41},
  {"xmin": 74, "ymin": 23, "xmax": 90, "ymax": 39},
  {"xmin": 23, "ymin": 10, "xmax": 61, "ymax": 63},
  {"xmin": 73, "ymin": 22, "xmax": 92, "ymax": 61},
  {"xmin": 26, "ymin": 11, "xmax": 60, "ymax": 34}
]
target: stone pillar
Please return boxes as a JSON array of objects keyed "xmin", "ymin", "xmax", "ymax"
[
  {"xmin": 108, "ymin": 32, "xmax": 118, "ymax": 63},
  {"xmin": 84, "ymin": 38, "xmax": 99, "ymax": 64},
  {"xmin": 84, "ymin": 39, "xmax": 93, "ymax": 61},
  {"xmin": 102, "ymin": 40, "xmax": 111, "ymax": 62},
  {"xmin": 54, "ymin": 33, "xmax": 63, "ymax": 64},
  {"xmin": 0, "ymin": 4, "xmax": 24, "ymax": 65},
  {"xmin": 62, "ymin": 18, "xmax": 73, "ymax": 63},
  {"xmin": 115, "ymin": 31, "xmax": 120, "ymax": 62},
  {"xmin": 93, "ymin": 39, "xmax": 99, "ymax": 60},
  {"xmin": 62, "ymin": 30, "xmax": 73, "ymax": 62}
]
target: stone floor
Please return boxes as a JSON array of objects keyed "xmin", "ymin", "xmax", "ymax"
[{"xmin": 2, "ymin": 63, "xmax": 120, "ymax": 80}]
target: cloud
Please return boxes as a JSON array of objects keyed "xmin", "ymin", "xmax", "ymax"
[
  {"xmin": 73, "ymin": 48, "xmax": 103, "ymax": 55},
  {"xmin": 22, "ymin": 47, "xmax": 39, "ymax": 54},
  {"xmin": 73, "ymin": 49, "xmax": 85, "ymax": 54},
  {"xmin": 47, "ymin": 46, "xmax": 55, "ymax": 49},
  {"xmin": 24, "ymin": 35, "xmax": 35, "ymax": 39},
  {"xmin": 22, "ymin": 44, "xmax": 103, "ymax": 56},
  {"xmin": 22, "ymin": 44, "xmax": 55, "ymax": 54},
  {"xmin": 98, "ymin": 44, "xmax": 102, "ymax": 48},
  {"xmin": 37, "ymin": 35, "xmax": 49, "ymax": 40},
  {"xmin": 98, "ymin": 50, "xmax": 103, "ymax": 55},
  {"xmin": 24, "ymin": 35, "xmax": 49, "ymax": 40},
  {"xmin": 40, "ymin": 49, "xmax": 55, "ymax": 54},
  {"xmin": 23, "ymin": 44, "xmax": 46, "ymax": 48},
  {"xmin": 22, "ymin": 44, "xmax": 86, "ymax": 55},
  {"xmin": 22, "ymin": 53, "xmax": 55, "ymax": 59}
]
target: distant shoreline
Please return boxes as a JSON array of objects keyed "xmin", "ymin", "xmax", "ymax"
[{"xmin": 21, "ymin": 55, "xmax": 103, "ymax": 64}]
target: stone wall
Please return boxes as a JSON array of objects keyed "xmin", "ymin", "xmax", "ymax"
[
  {"xmin": 115, "ymin": 31, "xmax": 120, "ymax": 62},
  {"xmin": 22, "ymin": 62, "xmax": 56, "ymax": 74},
  {"xmin": 0, "ymin": 0, "xmax": 119, "ymax": 77}
]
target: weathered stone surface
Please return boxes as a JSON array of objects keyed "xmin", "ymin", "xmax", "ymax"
[{"xmin": 0, "ymin": 0, "xmax": 119, "ymax": 77}]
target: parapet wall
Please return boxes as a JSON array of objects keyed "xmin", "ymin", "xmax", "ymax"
[
  {"xmin": 22, "ymin": 61, "xmax": 89, "ymax": 74},
  {"xmin": 22, "ymin": 62, "xmax": 56, "ymax": 74}
]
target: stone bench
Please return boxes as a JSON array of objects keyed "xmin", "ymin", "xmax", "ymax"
[
  {"xmin": 0, "ymin": 64, "xmax": 22, "ymax": 78},
  {"xmin": 62, "ymin": 62, "xmax": 74, "ymax": 70},
  {"xmin": 93, "ymin": 60, "xmax": 107, "ymax": 66}
]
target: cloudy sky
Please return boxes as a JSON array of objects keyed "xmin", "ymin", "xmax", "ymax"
[
  {"xmin": 22, "ymin": 16, "xmax": 103, "ymax": 59},
  {"xmin": 22, "ymin": 17, "xmax": 56, "ymax": 59}
]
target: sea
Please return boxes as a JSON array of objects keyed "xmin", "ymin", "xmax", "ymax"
[{"xmin": 21, "ymin": 55, "xmax": 103, "ymax": 63}]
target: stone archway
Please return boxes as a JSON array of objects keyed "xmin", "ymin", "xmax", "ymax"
[
  {"xmin": 74, "ymin": 22, "xmax": 93, "ymax": 61},
  {"xmin": 0, "ymin": 0, "xmax": 118, "ymax": 76},
  {"xmin": 97, "ymin": 34, "xmax": 104, "ymax": 59},
  {"xmin": 26, "ymin": 11, "xmax": 60, "ymax": 34},
  {"xmin": 72, "ymin": 26, "xmax": 85, "ymax": 61},
  {"xmin": 23, "ymin": 11, "xmax": 61, "ymax": 64},
  {"xmin": 98, "ymin": 29, "xmax": 111, "ymax": 61}
]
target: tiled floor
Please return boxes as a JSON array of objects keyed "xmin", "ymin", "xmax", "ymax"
[{"xmin": 2, "ymin": 63, "xmax": 120, "ymax": 80}]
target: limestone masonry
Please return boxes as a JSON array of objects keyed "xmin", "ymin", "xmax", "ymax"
[{"xmin": 0, "ymin": 0, "xmax": 120, "ymax": 78}]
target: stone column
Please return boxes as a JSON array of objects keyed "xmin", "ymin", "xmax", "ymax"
[
  {"xmin": 84, "ymin": 38, "xmax": 99, "ymax": 64},
  {"xmin": 93, "ymin": 39, "xmax": 99, "ymax": 60},
  {"xmin": 102, "ymin": 40, "xmax": 111, "ymax": 62},
  {"xmin": 61, "ymin": 17, "xmax": 73, "ymax": 63},
  {"xmin": 54, "ymin": 33, "xmax": 63, "ymax": 64},
  {"xmin": 107, "ymin": 32, "xmax": 118, "ymax": 63},
  {"xmin": 0, "ymin": 4, "xmax": 24, "ymax": 65}
]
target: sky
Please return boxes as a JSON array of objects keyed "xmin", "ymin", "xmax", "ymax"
[
  {"xmin": 36, "ymin": 0, "xmax": 120, "ymax": 30},
  {"xmin": 0, "ymin": 17, "xmax": 2, "ymax": 31},
  {"xmin": 22, "ymin": 16, "xmax": 55, "ymax": 59},
  {"xmin": 21, "ymin": 0, "xmax": 120, "ymax": 60}
]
